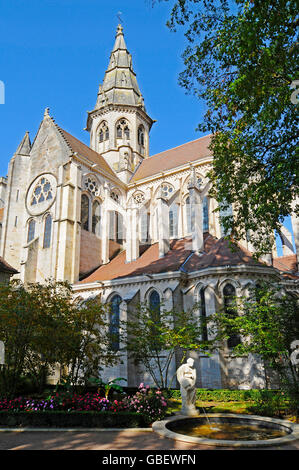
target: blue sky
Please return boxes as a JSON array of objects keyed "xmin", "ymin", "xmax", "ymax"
[
  {"xmin": 0, "ymin": 0, "xmax": 205, "ymax": 176},
  {"xmin": 0, "ymin": 0, "xmax": 294, "ymax": 253}
]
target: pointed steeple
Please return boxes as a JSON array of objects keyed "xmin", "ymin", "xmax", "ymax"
[
  {"xmin": 14, "ymin": 131, "xmax": 31, "ymax": 156},
  {"xmin": 94, "ymin": 24, "xmax": 145, "ymax": 111}
]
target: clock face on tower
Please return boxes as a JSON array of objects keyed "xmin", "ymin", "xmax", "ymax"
[{"xmin": 26, "ymin": 173, "xmax": 57, "ymax": 216}]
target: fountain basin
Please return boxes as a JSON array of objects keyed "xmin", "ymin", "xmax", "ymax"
[{"xmin": 152, "ymin": 413, "xmax": 299, "ymax": 447}]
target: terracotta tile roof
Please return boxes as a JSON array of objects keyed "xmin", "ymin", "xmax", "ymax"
[
  {"xmin": 0, "ymin": 257, "xmax": 18, "ymax": 274},
  {"xmin": 56, "ymin": 126, "xmax": 122, "ymax": 182},
  {"xmin": 273, "ymin": 255, "xmax": 297, "ymax": 273},
  {"xmin": 79, "ymin": 238, "xmax": 195, "ymax": 284},
  {"xmin": 130, "ymin": 134, "xmax": 212, "ymax": 183},
  {"xmin": 184, "ymin": 237, "xmax": 267, "ymax": 272},
  {"xmin": 79, "ymin": 233, "xmax": 274, "ymax": 285},
  {"xmin": 0, "ymin": 207, "xmax": 4, "ymax": 223}
]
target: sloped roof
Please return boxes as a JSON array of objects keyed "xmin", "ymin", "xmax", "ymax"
[
  {"xmin": 56, "ymin": 126, "xmax": 121, "ymax": 182},
  {"xmin": 130, "ymin": 134, "xmax": 212, "ymax": 183},
  {"xmin": 79, "ymin": 238, "xmax": 195, "ymax": 284},
  {"xmin": 184, "ymin": 236, "xmax": 267, "ymax": 272},
  {"xmin": 273, "ymin": 254, "xmax": 297, "ymax": 273},
  {"xmin": 0, "ymin": 257, "xmax": 18, "ymax": 274},
  {"xmin": 78, "ymin": 233, "xmax": 274, "ymax": 285}
]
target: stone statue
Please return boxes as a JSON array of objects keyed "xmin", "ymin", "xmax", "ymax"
[{"xmin": 176, "ymin": 358, "xmax": 198, "ymax": 416}]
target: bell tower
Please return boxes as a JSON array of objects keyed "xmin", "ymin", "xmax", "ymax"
[{"xmin": 86, "ymin": 25, "xmax": 155, "ymax": 183}]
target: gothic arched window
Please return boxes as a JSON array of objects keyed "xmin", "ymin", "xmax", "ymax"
[
  {"xmin": 203, "ymin": 197, "xmax": 209, "ymax": 232},
  {"xmin": 109, "ymin": 211, "xmax": 124, "ymax": 244},
  {"xmin": 27, "ymin": 219, "xmax": 36, "ymax": 243},
  {"xmin": 43, "ymin": 214, "xmax": 52, "ymax": 248},
  {"xmin": 116, "ymin": 119, "xmax": 130, "ymax": 140},
  {"xmin": 149, "ymin": 290, "xmax": 161, "ymax": 346},
  {"xmin": 109, "ymin": 294, "xmax": 121, "ymax": 351},
  {"xmin": 140, "ymin": 211, "xmax": 150, "ymax": 243},
  {"xmin": 81, "ymin": 194, "xmax": 90, "ymax": 231},
  {"xmin": 185, "ymin": 196, "xmax": 195, "ymax": 234},
  {"xmin": 169, "ymin": 203, "xmax": 178, "ymax": 238},
  {"xmin": 223, "ymin": 283, "xmax": 241, "ymax": 348},
  {"xmin": 149, "ymin": 290, "xmax": 160, "ymax": 318},
  {"xmin": 92, "ymin": 201, "xmax": 101, "ymax": 236},
  {"xmin": 98, "ymin": 121, "xmax": 109, "ymax": 143},
  {"xmin": 138, "ymin": 125, "xmax": 145, "ymax": 146}
]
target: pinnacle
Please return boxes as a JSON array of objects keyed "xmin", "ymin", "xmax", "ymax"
[{"xmin": 14, "ymin": 130, "xmax": 31, "ymax": 156}]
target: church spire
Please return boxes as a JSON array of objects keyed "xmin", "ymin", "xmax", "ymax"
[{"xmin": 94, "ymin": 24, "xmax": 145, "ymax": 111}]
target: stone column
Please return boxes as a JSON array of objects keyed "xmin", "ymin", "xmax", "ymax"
[
  {"xmin": 125, "ymin": 202, "xmax": 139, "ymax": 263},
  {"xmin": 188, "ymin": 168, "xmax": 204, "ymax": 253},
  {"xmin": 157, "ymin": 187, "xmax": 169, "ymax": 258},
  {"xmin": 55, "ymin": 161, "xmax": 81, "ymax": 283},
  {"xmin": 125, "ymin": 206, "xmax": 132, "ymax": 263},
  {"xmin": 101, "ymin": 183, "xmax": 110, "ymax": 265},
  {"xmin": 131, "ymin": 204, "xmax": 139, "ymax": 261}
]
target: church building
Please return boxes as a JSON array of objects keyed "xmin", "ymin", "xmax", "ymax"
[{"xmin": 0, "ymin": 25, "xmax": 298, "ymax": 389}]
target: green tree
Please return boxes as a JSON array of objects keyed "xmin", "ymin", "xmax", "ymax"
[
  {"xmin": 212, "ymin": 282, "xmax": 299, "ymax": 409},
  {"xmin": 154, "ymin": 0, "xmax": 298, "ymax": 256},
  {"xmin": 0, "ymin": 280, "xmax": 118, "ymax": 396},
  {"xmin": 65, "ymin": 295, "xmax": 119, "ymax": 388},
  {"xmin": 123, "ymin": 302, "xmax": 209, "ymax": 388}
]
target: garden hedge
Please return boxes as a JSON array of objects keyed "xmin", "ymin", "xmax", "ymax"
[
  {"xmin": 0, "ymin": 410, "xmax": 148, "ymax": 428},
  {"xmin": 168, "ymin": 388, "xmax": 282, "ymax": 402}
]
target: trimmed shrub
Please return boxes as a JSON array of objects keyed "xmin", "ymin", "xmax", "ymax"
[
  {"xmin": 0, "ymin": 410, "xmax": 148, "ymax": 428},
  {"xmin": 168, "ymin": 388, "xmax": 283, "ymax": 402}
]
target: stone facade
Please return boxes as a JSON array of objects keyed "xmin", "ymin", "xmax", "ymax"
[{"xmin": 0, "ymin": 25, "xmax": 298, "ymax": 389}]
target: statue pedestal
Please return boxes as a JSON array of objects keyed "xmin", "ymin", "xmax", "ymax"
[{"xmin": 176, "ymin": 408, "xmax": 199, "ymax": 417}]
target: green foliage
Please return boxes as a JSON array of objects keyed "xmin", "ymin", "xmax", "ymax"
[
  {"xmin": 122, "ymin": 302, "xmax": 208, "ymax": 388},
  {"xmin": 169, "ymin": 387, "xmax": 281, "ymax": 402},
  {"xmin": 0, "ymin": 280, "xmax": 119, "ymax": 397},
  {"xmin": 211, "ymin": 282, "xmax": 299, "ymax": 411},
  {"xmin": 155, "ymin": 0, "xmax": 299, "ymax": 256},
  {"xmin": 88, "ymin": 377, "xmax": 127, "ymax": 399},
  {"xmin": 0, "ymin": 410, "xmax": 148, "ymax": 428}
]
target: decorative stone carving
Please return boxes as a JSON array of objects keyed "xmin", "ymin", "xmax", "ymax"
[
  {"xmin": 160, "ymin": 183, "xmax": 174, "ymax": 200},
  {"xmin": 133, "ymin": 191, "xmax": 145, "ymax": 205},
  {"xmin": 176, "ymin": 358, "xmax": 198, "ymax": 416}
]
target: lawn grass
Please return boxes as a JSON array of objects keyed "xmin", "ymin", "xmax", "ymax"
[
  {"xmin": 167, "ymin": 398, "xmax": 298, "ymax": 423},
  {"xmin": 167, "ymin": 398, "xmax": 253, "ymax": 416}
]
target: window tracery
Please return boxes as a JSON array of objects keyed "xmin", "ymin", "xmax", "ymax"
[
  {"xmin": 116, "ymin": 119, "xmax": 130, "ymax": 140},
  {"xmin": 84, "ymin": 176, "xmax": 101, "ymax": 197},
  {"xmin": 30, "ymin": 177, "xmax": 53, "ymax": 207},
  {"xmin": 98, "ymin": 121, "xmax": 109, "ymax": 143},
  {"xmin": 133, "ymin": 191, "xmax": 145, "ymax": 205},
  {"xmin": 160, "ymin": 183, "xmax": 174, "ymax": 200}
]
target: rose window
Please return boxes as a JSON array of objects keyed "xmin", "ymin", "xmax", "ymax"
[
  {"xmin": 31, "ymin": 177, "xmax": 53, "ymax": 206},
  {"xmin": 133, "ymin": 192, "xmax": 145, "ymax": 205},
  {"xmin": 84, "ymin": 176, "xmax": 100, "ymax": 197}
]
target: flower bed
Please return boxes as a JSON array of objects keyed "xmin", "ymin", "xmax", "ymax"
[{"xmin": 0, "ymin": 384, "xmax": 168, "ymax": 427}]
